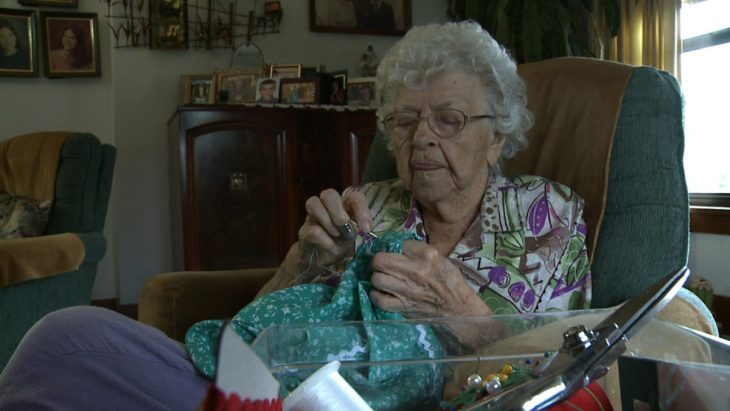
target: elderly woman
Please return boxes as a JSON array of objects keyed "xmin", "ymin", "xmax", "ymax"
[
  {"xmin": 0, "ymin": 22, "xmax": 590, "ymax": 409},
  {"xmin": 260, "ymin": 21, "xmax": 590, "ymax": 316}
]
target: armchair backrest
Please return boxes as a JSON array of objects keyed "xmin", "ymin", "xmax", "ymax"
[
  {"xmin": 0, "ymin": 132, "xmax": 66, "ymax": 202},
  {"xmin": 362, "ymin": 57, "xmax": 689, "ymax": 309},
  {"xmin": 0, "ymin": 132, "xmax": 116, "ymax": 236},
  {"xmin": 44, "ymin": 133, "xmax": 116, "ymax": 234}
]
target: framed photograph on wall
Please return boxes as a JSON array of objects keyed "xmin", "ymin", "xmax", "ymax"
[
  {"xmin": 269, "ymin": 63, "xmax": 301, "ymax": 79},
  {"xmin": 18, "ymin": 0, "xmax": 78, "ymax": 7},
  {"xmin": 309, "ymin": 0, "xmax": 412, "ymax": 36},
  {"xmin": 181, "ymin": 74, "xmax": 214, "ymax": 104},
  {"xmin": 40, "ymin": 11, "xmax": 100, "ymax": 78},
  {"xmin": 149, "ymin": 0, "xmax": 188, "ymax": 49},
  {"xmin": 347, "ymin": 77, "xmax": 376, "ymax": 107},
  {"xmin": 0, "ymin": 8, "xmax": 38, "ymax": 77},
  {"xmin": 215, "ymin": 68, "xmax": 262, "ymax": 104}
]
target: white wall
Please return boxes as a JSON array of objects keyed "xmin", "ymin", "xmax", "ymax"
[
  {"xmin": 0, "ymin": 0, "xmax": 449, "ymax": 304},
  {"xmin": 690, "ymin": 233, "xmax": 730, "ymax": 296}
]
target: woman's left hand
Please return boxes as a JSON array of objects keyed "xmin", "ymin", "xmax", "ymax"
[{"xmin": 369, "ymin": 240, "xmax": 493, "ymax": 318}]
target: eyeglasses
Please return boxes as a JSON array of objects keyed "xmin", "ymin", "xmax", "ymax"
[{"xmin": 382, "ymin": 108, "xmax": 495, "ymax": 139}]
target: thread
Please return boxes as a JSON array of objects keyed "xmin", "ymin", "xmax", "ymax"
[{"xmin": 283, "ymin": 361, "xmax": 372, "ymax": 411}]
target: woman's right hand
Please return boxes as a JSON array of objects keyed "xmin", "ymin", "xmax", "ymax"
[{"xmin": 297, "ymin": 188, "xmax": 372, "ymax": 267}]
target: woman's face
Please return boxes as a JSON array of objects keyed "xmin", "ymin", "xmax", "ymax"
[
  {"xmin": 61, "ymin": 29, "xmax": 77, "ymax": 51},
  {"xmin": 0, "ymin": 27, "xmax": 17, "ymax": 54},
  {"xmin": 391, "ymin": 70, "xmax": 504, "ymax": 208}
]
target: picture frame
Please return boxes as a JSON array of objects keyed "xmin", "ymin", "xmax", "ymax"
[
  {"xmin": 0, "ymin": 8, "xmax": 38, "ymax": 77},
  {"xmin": 347, "ymin": 77, "xmax": 376, "ymax": 108},
  {"xmin": 181, "ymin": 74, "xmax": 214, "ymax": 104},
  {"xmin": 301, "ymin": 64, "xmax": 326, "ymax": 77},
  {"xmin": 215, "ymin": 68, "xmax": 263, "ymax": 104},
  {"xmin": 18, "ymin": 0, "xmax": 78, "ymax": 7},
  {"xmin": 149, "ymin": 0, "xmax": 188, "ymax": 50},
  {"xmin": 255, "ymin": 77, "xmax": 280, "ymax": 104},
  {"xmin": 328, "ymin": 69, "xmax": 347, "ymax": 105},
  {"xmin": 309, "ymin": 0, "xmax": 411, "ymax": 36},
  {"xmin": 40, "ymin": 11, "xmax": 100, "ymax": 78},
  {"xmin": 269, "ymin": 64, "xmax": 301, "ymax": 79},
  {"xmin": 279, "ymin": 77, "xmax": 322, "ymax": 105}
]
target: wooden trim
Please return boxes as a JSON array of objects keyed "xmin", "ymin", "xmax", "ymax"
[
  {"xmin": 690, "ymin": 206, "xmax": 730, "ymax": 235},
  {"xmin": 713, "ymin": 294, "xmax": 730, "ymax": 338},
  {"xmin": 90, "ymin": 298, "xmax": 117, "ymax": 311}
]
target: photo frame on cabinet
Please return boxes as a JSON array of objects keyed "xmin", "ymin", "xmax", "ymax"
[
  {"xmin": 269, "ymin": 63, "xmax": 301, "ymax": 79},
  {"xmin": 301, "ymin": 64, "xmax": 326, "ymax": 77},
  {"xmin": 181, "ymin": 74, "xmax": 215, "ymax": 104},
  {"xmin": 347, "ymin": 77, "xmax": 376, "ymax": 107},
  {"xmin": 18, "ymin": 0, "xmax": 78, "ymax": 7},
  {"xmin": 215, "ymin": 68, "xmax": 263, "ymax": 104},
  {"xmin": 327, "ymin": 69, "xmax": 347, "ymax": 105},
  {"xmin": 255, "ymin": 77, "xmax": 280, "ymax": 104},
  {"xmin": 149, "ymin": 0, "xmax": 188, "ymax": 49},
  {"xmin": 40, "ymin": 11, "xmax": 100, "ymax": 78},
  {"xmin": 279, "ymin": 77, "xmax": 319, "ymax": 104},
  {"xmin": 0, "ymin": 8, "xmax": 38, "ymax": 77},
  {"xmin": 309, "ymin": 0, "xmax": 411, "ymax": 36}
]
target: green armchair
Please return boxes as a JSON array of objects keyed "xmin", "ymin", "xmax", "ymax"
[
  {"xmin": 0, "ymin": 132, "xmax": 116, "ymax": 371},
  {"xmin": 139, "ymin": 58, "xmax": 716, "ymax": 342}
]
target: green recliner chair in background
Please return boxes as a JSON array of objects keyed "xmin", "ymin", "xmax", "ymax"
[
  {"xmin": 0, "ymin": 132, "xmax": 116, "ymax": 371},
  {"xmin": 139, "ymin": 57, "xmax": 716, "ymax": 342}
]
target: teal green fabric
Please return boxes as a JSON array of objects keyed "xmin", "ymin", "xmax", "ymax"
[
  {"xmin": 362, "ymin": 65, "xmax": 692, "ymax": 311},
  {"xmin": 590, "ymin": 67, "xmax": 689, "ymax": 308},
  {"xmin": 0, "ymin": 133, "xmax": 116, "ymax": 371},
  {"xmin": 46, "ymin": 133, "xmax": 104, "ymax": 234},
  {"xmin": 187, "ymin": 232, "xmax": 445, "ymax": 410}
]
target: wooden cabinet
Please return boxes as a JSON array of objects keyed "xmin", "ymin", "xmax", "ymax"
[{"xmin": 168, "ymin": 105, "xmax": 377, "ymax": 271}]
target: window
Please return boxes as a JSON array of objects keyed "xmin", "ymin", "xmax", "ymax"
[{"xmin": 680, "ymin": 0, "xmax": 730, "ymax": 209}]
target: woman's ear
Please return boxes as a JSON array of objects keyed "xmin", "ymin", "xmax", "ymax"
[{"xmin": 487, "ymin": 132, "xmax": 506, "ymax": 167}]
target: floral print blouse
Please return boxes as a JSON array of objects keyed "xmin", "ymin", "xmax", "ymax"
[{"xmin": 342, "ymin": 174, "xmax": 592, "ymax": 314}]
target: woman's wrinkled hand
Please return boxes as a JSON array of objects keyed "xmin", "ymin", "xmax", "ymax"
[
  {"xmin": 297, "ymin": 188, "xmax": 372, "ymax": 268},
  {"xmin": 369, "ymin": 240, "xmax": 493, "ymax": 318}
]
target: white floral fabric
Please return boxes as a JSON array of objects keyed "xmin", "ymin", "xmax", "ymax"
[{"xmin": 344, "ymin": 174, "xmax": 592, "ymax": 313}]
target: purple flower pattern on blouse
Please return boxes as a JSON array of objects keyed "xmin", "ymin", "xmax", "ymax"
[
  {"xmin": 508, "ymin": 281, "xmax": 525, "ymax": 301},
  {"xmin": 528, "ymin": 195, "xmax": 550, "ymax": 233},
  {"xmin": 488, "ymin": 266, "xmax": 510, "ymax": 287},
  {"xmin": 522, "ymin": 290, "xmax": 536, "ymax": 310}
]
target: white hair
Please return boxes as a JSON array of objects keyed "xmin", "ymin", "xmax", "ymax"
[{"xmin": 375, "ymin": 21, "xmax": 533, "ymax": 161}]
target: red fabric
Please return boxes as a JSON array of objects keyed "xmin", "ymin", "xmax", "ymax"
[
  {"xmin": 549, "ymin": 381, "xmax": 613, "ymax": 411},
  {"xmin": 202, "ymin": 384, "xmax": 283, "ymax": 411}
]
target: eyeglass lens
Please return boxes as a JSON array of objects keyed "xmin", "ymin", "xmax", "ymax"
[{"xmin": 385, "ymin": 109, "xmax": 473, "ymax": 139}]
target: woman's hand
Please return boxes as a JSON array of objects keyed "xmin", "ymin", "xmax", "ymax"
[
  {"xmin": 297, "ymin": 188, "xmax": 372, "ymax": 268},
  {"xmin": 369, "ymin": 240, "xmax": 493, "ymax": 318}
]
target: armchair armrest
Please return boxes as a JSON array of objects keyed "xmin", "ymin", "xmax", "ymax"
[
  {"xmin": 657, "ymin": 288, "xmax": 719, "ymax": 336},
  {"xmin": 0, "ymin": 233, "xmax": 87, "ymax": 288},
  {"xmin": 138, "ymin": 268, "xmax": 276, "ymax": 342}
]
